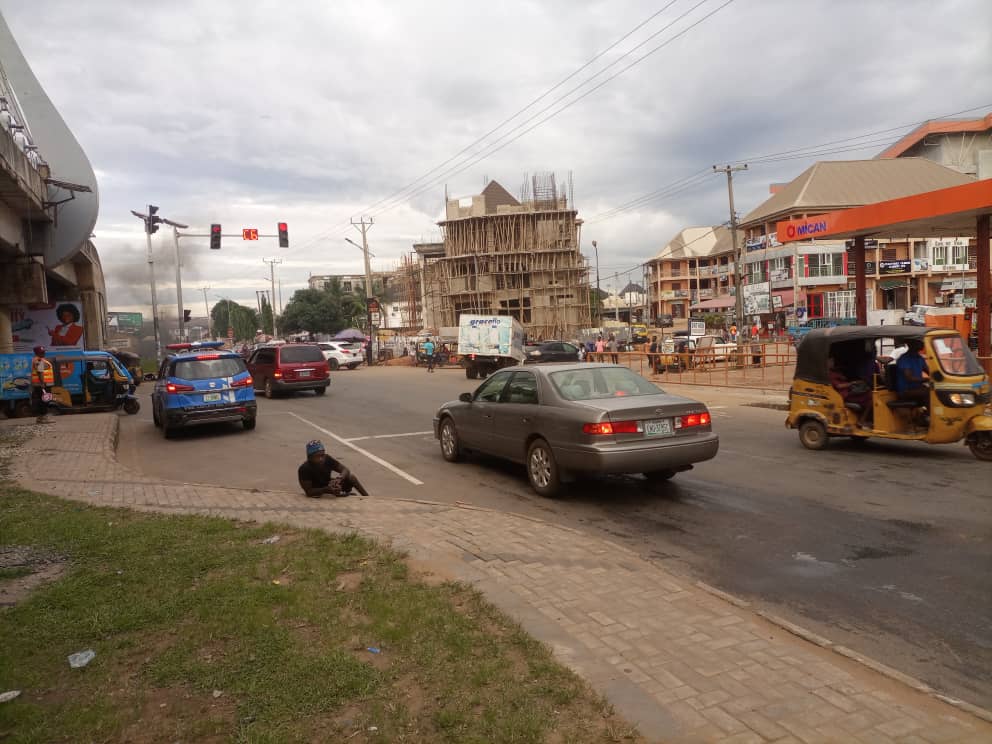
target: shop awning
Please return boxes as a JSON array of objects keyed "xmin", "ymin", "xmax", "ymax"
[
  {"xmin": 878, "ymin": 278, "xmax": 909, "ymax": 290},
  {"xmin": 690, "ymin": 296, "xmax": 735, "ymax": 310}
]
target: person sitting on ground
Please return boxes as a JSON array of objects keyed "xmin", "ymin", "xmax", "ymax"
[
  {"xmin": 298, "ymin": 440, "xmax": 369, "ymax": 498},
  {"xmin": 828, "ymin": 356, "xmax": 872, "ymax": 428},
  {"xmin": 895, "ymin": 339, "xmax": 930, "ymax": 409}
]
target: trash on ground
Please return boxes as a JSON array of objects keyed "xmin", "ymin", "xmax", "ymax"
[
  {"xmin": 262, "ymin": 535, "xmax": 280, "ymax": 544},
  {"xmin": 271, "ymin": 579, "xmax": 281, "ymax": 585},
  {"xmin": 212, "ymin": 689, "xmax": 223, "ymax": 699},
  {"xmin": 68, "ymin": 649, "xmax": 96, "ymax": 668},
  {"xmin": 366, "ymin": 646, "xmax": 381, "ymax": 654},
  {"xmin": 368, "ymin": 726, "xmax": 379, "ymax": 732},
  {"xmin": 0, "ymin": 690, "xmax": 21, "ymax": 703}
]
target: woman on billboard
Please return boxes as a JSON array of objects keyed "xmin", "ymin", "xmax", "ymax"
[{"xmin": 47, "ymin": 303, "xmax": 84, "ymax": 346}]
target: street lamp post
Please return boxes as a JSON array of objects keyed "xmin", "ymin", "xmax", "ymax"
[{"xmin": 591, "ymin": 240, "xmax": 601, "ymax": 325}]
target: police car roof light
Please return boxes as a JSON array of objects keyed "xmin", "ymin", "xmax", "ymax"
[{"xmin": 165, "ymin": 341, "xmax": 225, "ymax": 351}]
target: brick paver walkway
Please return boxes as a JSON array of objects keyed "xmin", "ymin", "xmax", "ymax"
[{"xmin": 4, "ymin": 414, "xmax": 990, "ymax": 743}]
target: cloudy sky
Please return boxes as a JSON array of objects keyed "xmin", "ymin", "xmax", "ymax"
[{"xmin": 6, "ymin": 0, "xmax": 991, "ymax": 317}]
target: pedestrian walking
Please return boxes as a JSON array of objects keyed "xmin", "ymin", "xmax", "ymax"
[
  {"xmin": 423, "ymin": 338, "xmax": 435, "ymax": 372},
  {"xmin": 595, "ymin": 335, "xmax": 605, "ymax": 362},
  {"xmin": 30, "ymin": 345, "xmax": 55, "ymax": 424},
  {"xmin": 608, "ymin": 333, "xmax": 619, "ymax": 364},
  {"xmin": 648, "ymin": 335, "xmax": 659, "ymax": 373},
  {"xmin": 730, "ymin": 323, "xmax": 738, "ymax": 343}
]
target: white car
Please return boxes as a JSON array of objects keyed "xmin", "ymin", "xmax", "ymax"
[
  {"xmin": 902, "ymin": 305, "xmax": 935, "ymax": 326},
  {"xmin": 318, "ymin": 342, "xmax": 363, "ymax": 370}
]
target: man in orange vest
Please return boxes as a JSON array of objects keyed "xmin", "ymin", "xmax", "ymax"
[{"xmin": 31, "ymin": 345, "xmax": 55, "ymax": 423}]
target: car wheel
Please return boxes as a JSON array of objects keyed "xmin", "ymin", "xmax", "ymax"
[
  {"xmin": 798, "ymin": 419, "xmax": 828, "ymax": 450},
  {"xmin": 314, "ymin": 386, "xmax": 327, "ymax": 396},
  {"xmin": 264, "ymin": 379, "xmax": 274, "ymax": 399},
  {"xmin": 526, "ymin": 438, "xmax": 561, "ymax": 497},
  {"xmin": 152, "ymin": 400, "xmax": 161, "ymax": 427},
  {"xmin": 329, "ymin": 358, "xmax": 340, "ymax": 371},
  {"xmin": 243, "ymin": 416, "xmax": 257, "ymax": 431},
  {"xmin": 349, "ymin": 363, "xmax": 360, "ymax": 370},
  {"xmin": 643, "ymin": 469, "xmax": 676, "ymax": 485},
  {"xmin": 162, "ymin": 418, "xmax": 175, "ymax": 439},
  {"xmin": 123, "ymin": 398, "xmax": 140, "ymax": 415},
  {"xmin": 465, "ymin": 366, "xmax": 477, "ymax": 380},
  {"xmin": 439, "ymin": 417, "xmax": 462, "ymax": 462}
]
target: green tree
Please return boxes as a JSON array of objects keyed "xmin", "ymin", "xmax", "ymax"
[
  {"xmin": 261, "ymin": 296, "xmax": 274, "ymax": 336},
  {"xmin": 210, "ymin": 301, "xmax": 259, "ymax": 343}
]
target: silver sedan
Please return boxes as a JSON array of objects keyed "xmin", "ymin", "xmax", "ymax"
[{"xmin": 433, "ymin": 363, "xmax": 718, "ymax": 497}]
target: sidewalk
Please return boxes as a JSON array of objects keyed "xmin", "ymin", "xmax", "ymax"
[{"xmin": 4, "ymin": 413, "xmax": 990, "ymax": 743}]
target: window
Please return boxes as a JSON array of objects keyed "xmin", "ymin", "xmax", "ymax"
[
  {"xmin": 562, "ymin": 343, "xmax": 578, "ymax": 353},
  {"xmin": 671, "ymin": 283, "xmax": 682, "ymax": 291},
  {"xmin": 932, "ymin": 243, "xmax": 947, "ymax": 266},
  {"xmin": 913, "ymin": 241, "xmax": 928, "ymax": 259},
  {"xmin": 550, "ymin": 367, "xmax": 661, "ymax": 401},
  {"xmin": 824, "ymin": 290, "xmax": 874, "ymax": 319},
  {"xmin": 882, "ymin": 247, "xmax": 898, "ymax": 262},
  {"xmin": 808, "ymin": 253, "xmax": 844, "ymax": 277},
  {"xmin": 808, "ymin": 293, "xmax": 824, "ymax": 318},
  {"xmin": 173, "ymin": 357, "xmax": 247, "ymax": 380},
  {"xmin": 474, "ymin": 372, "xmax": 511, "ymax": 402},
  {"xmin": 504, "ymin": 372, "xmax": 539, "ymax": 404},
  {"xmin": 951, "ymin": 242, "xmax": 968, "ymax": 266},
  {"xmin": 279, "ymin": 345, "xmax": 325, "ymax": 363},
  {"xmin": 932, "ymin": 335, "xmax": 983, "ymax": 376}
]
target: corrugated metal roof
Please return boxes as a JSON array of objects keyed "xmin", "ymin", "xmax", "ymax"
[
  {"xmin": 741, "ymin": 158, "xmax": 974, "ymax": 227},
  {"xmin": 653, "ymin": 225, "xmax": 740, "ymax": 260}
]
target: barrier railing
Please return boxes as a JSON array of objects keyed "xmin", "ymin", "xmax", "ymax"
[{"xmin": 592, "ymin": 343, "xmax": 797, "ymax": 390}]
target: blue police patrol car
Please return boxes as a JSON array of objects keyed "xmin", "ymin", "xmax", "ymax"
[{"xmin": 151, "ymin": 342, "xmax": 257, "ymax": 438}]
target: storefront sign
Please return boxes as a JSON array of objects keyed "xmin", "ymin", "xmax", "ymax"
[
  {"xmin": 844, "ymin": 238, "xmax": 878, "ymax": 249},
  {"xmin": 941, "ymin": 278, "xmax": 977, "ymax": 291},
  {"xmin": 659, "ymin": 290, "xmax": 675, "ymax": 300},
  {"xmin": 770, "ymin": 268, "xmax": 790, "ymax": 282},
  {"xmin": 878, "ymin": 260, "xmax": 911, "ymax": 274},
  {"xmin": 743, "ymin": 281, "xmax": 770, "ymax": 298},
  {"xmin": 846, "ymin": 261, "xmax": 876, "ymax": 274},
  {"xmin": 912, "ymin": 258, "xmax": 929, "ymax": 271}
]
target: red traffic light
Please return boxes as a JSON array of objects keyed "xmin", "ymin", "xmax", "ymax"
[
  {"xmin": 278, "ymin": 222, "xmax": 287, "ymax": 230},
  {"xmin": 210, "ymin": 223, "xmax": 222, "ymax": 249},
  {"xmin": 277, "ymin": 221, "xmax": 289, "ymax": 248},
  {"xmin": 211, "ymin": 224, "xmax": 221, "ymax": 233}
]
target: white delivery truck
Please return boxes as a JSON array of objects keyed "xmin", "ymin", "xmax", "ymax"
[{"xmin": 457, "ymin": 314, "xmax": 525, "ymax": 379}]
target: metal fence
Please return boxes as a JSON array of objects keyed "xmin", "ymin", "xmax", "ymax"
[{"xmin": 599, "ymin": 342, "xmax": 797, "ymax": 390}]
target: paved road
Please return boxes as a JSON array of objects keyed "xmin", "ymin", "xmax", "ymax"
[{"xmin": 119, "ymin": 366, "xmax": 992, "ymax": 708}]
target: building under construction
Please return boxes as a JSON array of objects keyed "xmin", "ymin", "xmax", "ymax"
[{"xmin": 415, "ymin": 174, "xmax": 591, "ymax": 339}]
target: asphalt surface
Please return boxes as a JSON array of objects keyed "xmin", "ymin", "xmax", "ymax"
[{"xmin": 118, "ymin": 365, "xmax": 992, "ymax": 709}]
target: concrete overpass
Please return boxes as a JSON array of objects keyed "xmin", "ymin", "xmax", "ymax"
[{"xmin": 0, "ymin": 11, "xmax": 105, "ymax": 354}]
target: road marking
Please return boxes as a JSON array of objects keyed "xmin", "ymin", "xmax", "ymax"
[
  {"xmin": 345, "ymin": 430, "xmax": 434, "ymax": 442},
  {"xmin": 288, "ymin": 412, "xmax": 424, "ymax": 486}
]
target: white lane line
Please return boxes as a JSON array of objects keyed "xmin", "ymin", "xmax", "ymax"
[
  {"xmin": 288, "ymin": 412, "xmax": 424, "ymax": 486},
  {"xmin": 344, "ymin": 431, "xmax": 434, "ymax": 442}
]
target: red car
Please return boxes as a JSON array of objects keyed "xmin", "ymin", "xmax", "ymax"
[{"xmin": 247, "ymin": 343, "xmax": 330, "ymax": 398}]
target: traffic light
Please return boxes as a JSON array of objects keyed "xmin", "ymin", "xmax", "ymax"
[
  {"xmin": 183, "ymin": 309, "xmax": 192, "ymax": 323},
  {"xmin": 210, "ymin": 223, "xmax": 222, "ymax": 250},
  {"xmin": 278, "ymin": 222, "xmax": 288, "ymax": 248},
  {"xmin": 147, "ymin": 204, "xmax": 162, "ymax": 234}
]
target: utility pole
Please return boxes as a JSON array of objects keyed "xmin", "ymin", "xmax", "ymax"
[
  {"xmin": 131, "ymin": 205, "xmax": 164, "ymax": 360},
  {"xmin": 263, "ymin": 258, "xmax": 282, "ymax": 337},
  {"xmin": 714, "ymin": 165, "xmax": 748, "ymax": 343},
  {"xmin": 591, "ymin": 240, "xmax": 601, "ymax": 325},
  {"xmin": 164, "ymin": 220, "xmax": 190, "ymax": 341},
  {"xmin": 351, "ymin": 216, "xmax": 375, "ymax": 365},
  {"xmin": 199, "ymin": 286, "xmax": 211, "ymax": 339}
]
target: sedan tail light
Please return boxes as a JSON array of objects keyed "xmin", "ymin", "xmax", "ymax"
[
  {"xmin": 273, "ymin": 369, "xmax": 283, "ymax": 379},
  {"xmin": 231, "ymin": 376, "xmax": 253, "ymax": 388},
  {"xmin": 582, "ymin": 420, "xmax": 642, "ymax": 435},
  {"xmin": 166, "ymin": 382, "xmax": 195, "ymax": 394},
  {"xmin": 675, "ymin": 412, "xmax": 711, "ymax": 429}
]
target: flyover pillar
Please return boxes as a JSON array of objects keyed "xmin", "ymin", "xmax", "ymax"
[
  {"xmin": 0, "ymin": 309, "xmax": 11, "ymax": 353},
  {"xmin": 853, "ymin": 235, "xmax": 867, "ymax": 325},
  {"xmin": 977, "ymin": 214, "xmax": 990, "ymax": 371}
]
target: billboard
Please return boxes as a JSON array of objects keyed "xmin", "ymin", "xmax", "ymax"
[
  {"xmin": 108, "ymin": 311, "xmax": 143, "ymax": 333},
  {"xmin": 9, "ymin": 302, "xmax": 85, "ymax": 353}
]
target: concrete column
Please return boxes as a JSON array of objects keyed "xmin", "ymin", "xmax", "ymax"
[
  {"xmin": 977, "ymin": 214, "xmax": 990, "ymax": 368},
  {"xmin": 854, "ymin": 236, "xmax": 867, "ymax": 325},
  {"xmin": 0, "ymin": 308, "xmax": 11, "ymax": 353},
  {"xmin": 80, "ymin": 289, "xmax": 104, "ymax": 350}
]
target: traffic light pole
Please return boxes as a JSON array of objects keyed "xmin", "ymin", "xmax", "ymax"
[{"xmin": 145, "ymin": 225, "xmax": 162, "ymax": 361}]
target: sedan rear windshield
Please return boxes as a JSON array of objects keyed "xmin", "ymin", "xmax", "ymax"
[
  {"xmin": 551, "ymin": 368, "xmax": 662, "ymax": 401},
  {"xmin": 279, "ymin": 345, "xmax": 325, "ymax": 363},
  {"xmin": 172, "ymin": 357, "xmax": 246, "ymax": 380}
]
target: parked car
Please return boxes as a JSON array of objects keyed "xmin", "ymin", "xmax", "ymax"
[
  {"xmin": 524, "ymin": 341, "xmax": 581, "ymax": 363},
  {"xmin": 318, "ymin": 341, "xmax": 363, "ymax": 370},
  {"xmin": 433, "ymin": 363, "xmax": 718, "ymax": 496},
  {"xmin": 151, "ymin": 341, "xmax": 256, "ymax": 438},
  {"xmin": 247, "ymin": 343, "xmax": 330, "ymax": 398},
  {"xmin": 903, "ymin": 304, "xmax": 936, "ymax": 326}
]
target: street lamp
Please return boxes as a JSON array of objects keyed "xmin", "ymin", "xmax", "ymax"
[{"xmin": 591, "ymin": 240, "xmax": 601, "ymax": 324}]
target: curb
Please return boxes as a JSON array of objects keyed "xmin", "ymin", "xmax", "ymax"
[{"xmin": 28, "ymin": 412, "xmax": 992, "ymax": 726}]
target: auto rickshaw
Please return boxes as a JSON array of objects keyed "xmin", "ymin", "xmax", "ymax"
[
  {"xmin": 46, "ymin": 350, "xmax": 140, "ymax": 415},
  {"xmin": 786, "ymin": 326, "xmax": 992, "ymax": 460},
  {"xmin": 108, "ymin": 348, "xmax": 143, "ymax": 386}
]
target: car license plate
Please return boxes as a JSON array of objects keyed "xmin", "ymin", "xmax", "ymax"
[
  {"xmin": 299, "ymin": 369, "xmax": 312, "ymax": 377},
  {"xmin": 203, "ymin": 392, "xmax": 222, "ymax": 402},
  {"xmin": 645, "ymin": 419, "xmax": 673, "ymax": 437}
]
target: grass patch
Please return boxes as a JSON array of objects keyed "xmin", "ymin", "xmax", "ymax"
[{"xmin": 0, "ymin": 485, "xmax": 640, "ymax": 743}]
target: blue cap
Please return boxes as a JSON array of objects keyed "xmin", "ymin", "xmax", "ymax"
[{"xmin": 306, "ymin": 440, "xmax": 325, "ymax": 456}]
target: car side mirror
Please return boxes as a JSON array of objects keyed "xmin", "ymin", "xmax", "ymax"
[{"xmin": 459, "ymin": 392, "xmax": 473, "ymax": 403}]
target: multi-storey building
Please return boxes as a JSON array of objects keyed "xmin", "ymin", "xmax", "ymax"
[
  {"xmin": 737, "ymin": 159, "xmax": 974, "ymax": 321},
  {"xmin": 646, "ymin": 226, "xmax": 739, "ymax": 321},
  {"xmin": 878, "ymin": 112, "xmax": 992, "ymax": 178},
  {"xmin": 418, "ymin": 176, "xmax": 591, "ymax": 338}
]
